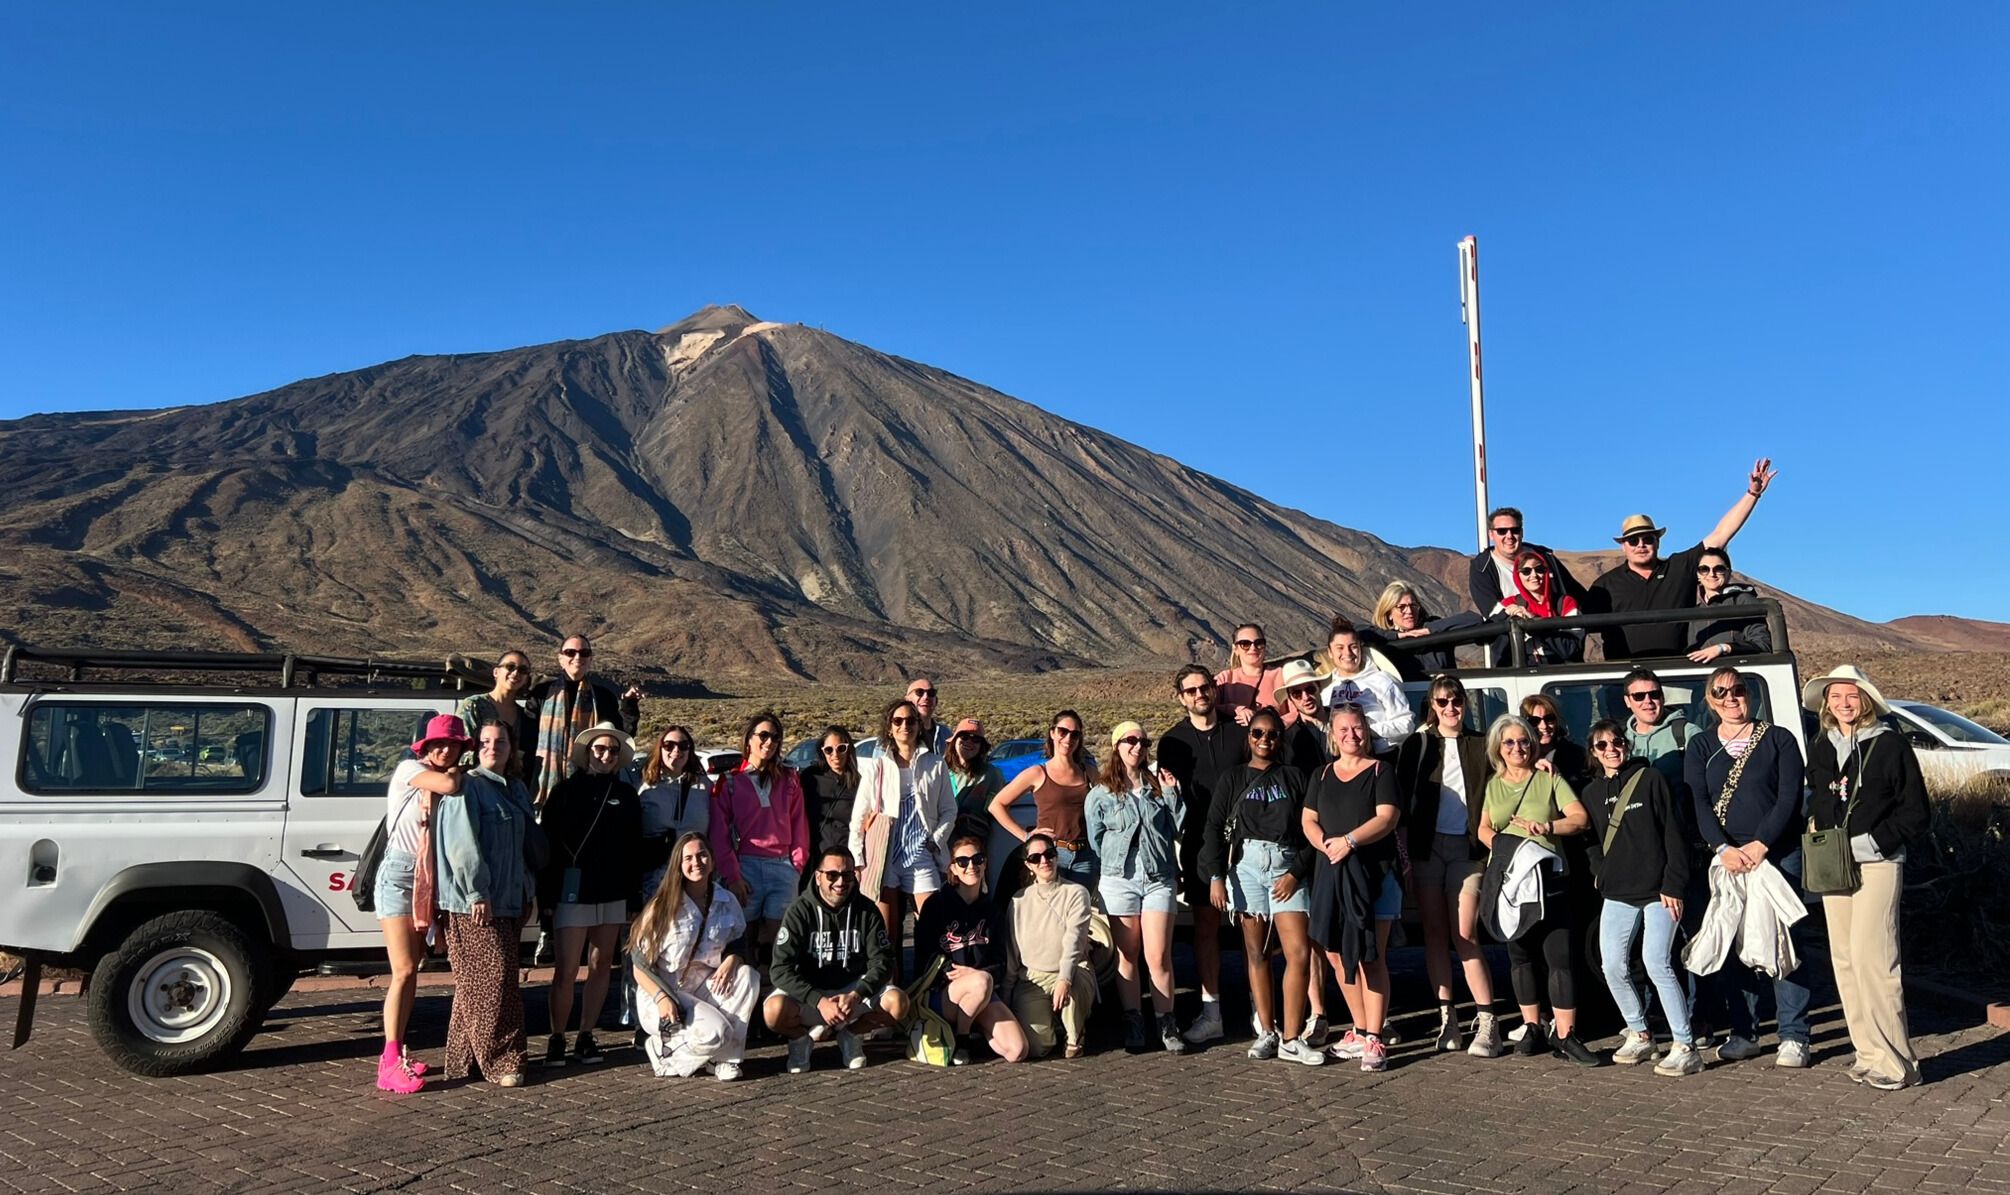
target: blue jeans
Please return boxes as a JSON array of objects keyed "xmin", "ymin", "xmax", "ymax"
[
  {"xmin": 1056, "ymin": 844, "xmax": 1099, "ymax": 889},
  {"xmin": 1599, "ymin": 899, "xmax": 1693, "ymax": 1044},
  {"xmin": 1722, "ymin": 919, "xmax": 1812, "ymax": 1045}
]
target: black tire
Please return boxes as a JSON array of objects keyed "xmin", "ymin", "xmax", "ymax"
[{"xmin": 87, "ymin": 910, "xmax": 269, "ymax": 1077}]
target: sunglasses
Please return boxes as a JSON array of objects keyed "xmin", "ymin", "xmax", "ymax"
[
  {"xmin": 1024, "ymin": 850, "xmax": 1055, "ymax": 864},
  {"xmin": 1711, "ymin": 684, "xmax": 1749, "ymax": 700},
  {"xmin": 589, "ymin": 744, "xmax": 622, "ymax": 756},
  {"xmin": 1118, "ymin": 736, "xmax": 1150, "ymax": 748},
  {"xmin": 821, "ymin": 743, "xmax": 851, "ymax": 755},
  {"xmin": 750, "ymin": 730, "xmax": 778, "ymax": 742},
  {"xmin": 1284, "ymin": 686, "xmax": 1320, "ymax": 702},
  {"xmin": 951, "ymin": 854, "xmax": 986, "ymax": 868},
  {"xmin": 498, "ymin": 662, "xmax": 529, "ymax": 673},
  {"xmin": 1235, "ymin": 638, "xmax": 1266, "ymax": 649},
  {"xmin": 1491, "ymin": 525, "xmax": 1523, "ymax": 537},
  {"xmin": 1623, "ymin": 533, "xmax": 1659, "ymax": 547},
  {"xmin": 661, "ymin": 739, "xmax": 692, "ymax": 751},
  {"xmin": 1591, "ymin": 738, "xmax": 1626, "ymax": 751},
  {"xmin": 1432, "ymin": 696, "xmax": 1464, "ymax": 708},
  {"xmin": 1248, "ymin": 729, "xmax": 1279, "ymax": 742},
  {"xmin": 1179, "ymin": 684, "xmax": 1215, "ymax": 697},
  {"xmin": 1697, "ymin": 565, "xmax": 1729, "ymax": 576},
  {"xmin": 1518, "ymin": 567, "xmax": 1548, "ymax": 578},
  {"xmin": 817, "ymin": 869, "xmax": 853, "ymax": 882},
  {"xmin": 559, "ymin": 647, "xmax": 594, "ymax": 659},
  {"xmin": 908, "ymin": 688, "xmax": 936, "ymax": 699},
  {"xmin": 1053, "ymin": 726, "xmax": 1080, "ymax": 739},
  {"xmin": 1626, "ymin": 689, "xmax": 1663, "ymax": 702},
  {"xmin": 1393, "ymin": 601, "xmax": 1422, "ymax": 612},
  {"xmin": 1500, "ymin": 738, "xmax": 1532, "ymax": 750},
  {"xmin": 890, "ymin": 715, "xmax": 916, "ymax": 727},
  {"xmin": 1526, "ymin": 713, "xmax": 1558, "ymax": 725}
]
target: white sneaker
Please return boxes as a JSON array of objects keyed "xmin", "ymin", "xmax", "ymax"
[
  {"xmin": 837, "ymin": 1028, "xmax": 867, "ymax": 1070},
  {"xmin": 1717, "ymin": 1035, "xmax": 1761, "ymax": 1061},
  {"xmin": 1182, "ymin": 1004, "xmax": 1225, "ymax": 1044},
  {"xmin": 712, "ymin": 1060, "xmax": 743, "ymax": 1082},
  {"xmin": 1613, "ymin": 1030, "xmax": 1656, "ymax": 1066},
  {"xmin": 806, "ymin": 1023, "xmax": 831, "ymax": 1042},
  {"xmin": 1466, "ymin": 1012, "xmax": 1504, "ymax": 1058},
  {"xmin": 1654, "ymin": 1043, "xmax": 1704, "ymax": 1076},
  {"xmin": 785, "ymin": 1036, "xmax": 814, "ymax": 1074},
  {"xmin": 1775, "ymin": 1040, "xmax": 1810, "ymax": 1069},
  {"xmin": 1247, "ymin": 1030, "xmax": 1280, "ymax": 1060},
  {"xmin": 1278, "ymin": 1037, "xmax": 1326, "ymax": 1066}
]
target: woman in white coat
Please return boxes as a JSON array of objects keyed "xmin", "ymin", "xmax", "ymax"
[
  {"xmin": 851, "ymin": 697, "xmax": 958, "ymax": 983},
  {"xmin": 631, "ymin": 833, "xmax": 760, "ymax": 1081}
]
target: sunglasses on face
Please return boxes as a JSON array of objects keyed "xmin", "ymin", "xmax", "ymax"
[
  {"xmin": 1432, "ymin": 696, "xmax": 1464, "ymax": 708},
  {"xmin": 890, "ymin": 716, "xmax": 916, "ymax": 727},
  {"xmin": 1393, "ymin": 601, "xmax": 1421, "ymax": 613},
  {"xmin": 1592, "ymin": 739, "xmax": 1626, "ymax": 751},
  {"xmin": 661, "ymin": 739, "xmax": 691, "ymax": 751},
  {"xmin": 822, "ymin": 743, "xmax": 851, "ymax": 755},
  {"xmin": 951, "ymin": 854, "xmax": 986, "ymax": 868},
  {"xmin": 560, "ymin": 647, "xmax": 593, "ymax": 659},
  {"xmin": 1526, "ymin": 713, "xmax": 1558, "ymax": 725},
  {"xmin": 1284, "ymin": 687, "xmax": 1320, "ymax": 702},
  {"xmin": 1053, "ymin": 726, "xmax": 1080, "ymax": 739},
  {"xmin": 1626, "ymin": 689, "xmax": 1663, "ymax": 702},
  {"xmin": 589, "ymin": 744, "xmax": 621, "ymax": 756},
  {"xmin": 1623, "ymin": 534, "xmax": 1659, "ymax": 547},
  {"xmin": 1179, "ymin": 684, "xmax": 1214, "ymax": 697},
  {"xmin": 1698, "ymin": 565, "xmax": 1729, "ymax": 576},
  {"xmin": 1501, "ymin": 738, "xmax": 1532, "ymax": 750},
  {"xmin": 498, "ymin": 662, "xmax": 528, "ymax": 673},
  {"xmin": 1712, "ymin": 684, "xmax": 1749, "ymax": 700},
  {"xmin": 1491, "ymin": 525, "xmax": 1522, "ymax": 537},
  {"xmin": 1518, "ymin": 567, "xmax": 1548, "ymax": 578},
  {"xmin": 751, "ymin": 730, "xmax": 777, "ymax": 742},
  {"xmin": 1235, "ymin": 638, "xmax": 1266, "ymax": 649},
  {"xmin": 1118, "ymin": 736, "xmax": 1150, "ymax": 749},
  {"xmin": 1024, "ymin": 850, "xmax": 1055, "ymax": 865},
  {"xmin": 908, "ymin": 688, "xmax": 935, "ymax": 699},
  {"xmin": 817, "ymin": 869, "xmax": 853, "ymax": 882},
  {"xmin": 1248, "ymin": 729, "xmax": 1279, "ymax": 743}
]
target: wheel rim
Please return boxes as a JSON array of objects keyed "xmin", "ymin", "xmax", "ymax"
[{"xmin": 126, "ymin": 946, "xmax": 232, "ymax": 1043}]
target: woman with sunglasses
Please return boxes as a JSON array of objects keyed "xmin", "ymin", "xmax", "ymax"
[
  {"xmin": 913, "ymin": 828, "xmax": 1031, "ymax": 1063},
  {"xmin": 1521, "ymin": 695, "xmax": 1590, "ymax": 786},
  {"xmin": 1687, "ymin": 547, "xmax": 1774, "ymax": 663},
  {"xmin": 1361, "ymin": 582, "xmax": 1485, "ymax": 681},
  {"xmin": 1215, "ymin": 623, "xmax": 1283, "ymax": 727},
  {"xmin": 851, "ymin": 699, "xmax": 958, "ymax": 982},
  {"xmin": 944, "ymin": 718, "xmax": 1007, "ymax": 818},
  {"xmin": 456, "ymin": 649, "xmax": 536, "ymax": 776},
  {"xmin": 1684, "ymin": 665, "xmax": 1811, "ymax": 1068},
  {"xmin": 989, "ymin": 711, "xmax": 1097, "ymax": 887},
  {"xmin": 1582, "ymin": 720, "xmax": 1701, "ymax": 1076},
  {"xmin": 1202, "ymin": 709, "xmax": 1322, "ymax": 1065},
  {"xmin": 638, "ymin": 724, "xmax": 712, "ymax": 901},
  {"xmin": 631, "ymin": 833, "xmax": 758, "ymax": 1081},
  {"xmin": 1006, "ymin": 832, "xmax": 1098, "ymax": 1058},
  {"xmin": 1394, "ymin": 675, "xmax": 1505, "ymax": 1057},
  {"xmin": 1478, "ymin": 714, "xmax": 1597, "ymax": 1066},
  {"xmin": 1303, "ymin": 704, "xmax": 1402, "ymax": 1071},
  {"xmin": 1085, "ymin": 721, "xmax": 1186, "ymax": 1054},
  {"xmin": 801, "ymin": 724, "xmax": 861, "ymax": 861},
  {"xmin": 539, "ymin": 723, "xmax": 645, "ymax": 1066},
  {"xmin": 708, "ymin": 712, "xmax": 809, "ymax": 975},
  {"xmin": 1487, "ymin": 550, "xmax": 1583, "ymax": 664}
]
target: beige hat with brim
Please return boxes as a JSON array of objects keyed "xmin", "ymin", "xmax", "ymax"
[
  {"xmin": 570, "ymin": 721, "xmax": 637, "ymax": 770},
  {"xmin": 1274, "ymin": 658, "xmax": 1329, "ymax": 698},
  {"xmin": 1613, "ymin": 514, "xmax": 1667, "ymax": 542},
  {"xmin": 1801, "ymin": 664, "xmax": 1890, "ymax": 717}
]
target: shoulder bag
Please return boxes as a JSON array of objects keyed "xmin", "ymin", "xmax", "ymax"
[
  {"xmin": 350, "ymin": 789, "xmax": 418, "ymax": 913},
  {"xmin": 1802, "ymin": 737, "xmax": 1876, "ymax": 896}
]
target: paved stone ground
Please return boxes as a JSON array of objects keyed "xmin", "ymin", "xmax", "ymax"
[{"xmin": 3, "ymin": 957, "xmax": 2006, "ymax": 1195}]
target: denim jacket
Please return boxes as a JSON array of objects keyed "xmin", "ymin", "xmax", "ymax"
[
  {"xmin": 435, "ymin": 767, "xmax": 537, "ymax": 915},
  {"xmin": 1085, "ymin": 779, "xmax": 1184, "ymax": 885}
]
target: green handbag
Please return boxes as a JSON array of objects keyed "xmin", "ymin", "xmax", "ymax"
[{"xmin": 1801, "ymin": 738, "xmax": 1875, "ymax": 896}]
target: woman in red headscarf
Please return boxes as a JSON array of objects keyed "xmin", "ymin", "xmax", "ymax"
[{"xmin": 1489, "ymin": 550, "xmax": 1584, "ymax": 664}]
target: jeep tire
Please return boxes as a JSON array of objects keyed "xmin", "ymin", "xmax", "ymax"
[{"xmin": 87, "ymin": 910, "xmax": 269, "ymax": 1076}]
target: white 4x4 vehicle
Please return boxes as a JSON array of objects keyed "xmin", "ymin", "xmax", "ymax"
[{"xmin": 1, "ymin": 647, "xmax": 477, "ymax": 1075}]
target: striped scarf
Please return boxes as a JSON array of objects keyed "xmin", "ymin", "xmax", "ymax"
[{"xmin": 534, "ymin": 680, "xmax": 600, "ymax": 806}]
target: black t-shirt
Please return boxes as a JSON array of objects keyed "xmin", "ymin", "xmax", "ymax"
[
  {"xmin": 1308, "ymin": 762, "xmax": 1399, "ymax": 868},
  {"xmin": 1202, "ymin": 763, "xmax": 1310, "ymax": 880},
  {"xmin": 800, "ymin": 763, "xmax": 856, "ymax": 856},
  {"xmin": 1284, "ymin": 721, "xmax": 1328, "ymax": 775},
  {"xmin": 912, "ymin": 888, "xmax": 1000, "ymax": 979},
  {"xmin": 1159, "ymin": 716, "xmax": 1246, "ymax": 832},
  {"xmin": 1592, "ymin": 541, "xmax": 1708, "ymax": 659}
]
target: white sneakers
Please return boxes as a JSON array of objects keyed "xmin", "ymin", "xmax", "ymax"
[
  {"xmin": 1654, "ymin": 1043, "xmax": 1704, "ymax": 1076},
  {"xmin": 1246, "ymin": 1030, "xmax": 1280, "ymax": 1060},
  {"xmin": 1183, "ymin": 1003, "xmax": 1225, "ymax": 1044},
  {"xmin": 1466, "ymin": 1012, "xmax": 1504, "ymax": 1058},
  {"xmin": 1277, "ymin": 1037, "xmax": 1325, "ymax": 1066},
  {"xmin": 1613, "ymin": 1030, "xmax": 1657, "ymax": 1066},
  {"xmin": 1774, "ymin": 1040, "xmax": 1810, "ymax": 1069}
]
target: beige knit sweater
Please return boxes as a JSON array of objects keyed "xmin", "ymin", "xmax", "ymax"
[{"xmin": 1008, "ymin": 878, "xmax": 1091, "ymax": 977}]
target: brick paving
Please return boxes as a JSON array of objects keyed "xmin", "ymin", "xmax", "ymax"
[{"xmin": 2, "ymin": 965, "xmax": 2006, "ymax": 1195}]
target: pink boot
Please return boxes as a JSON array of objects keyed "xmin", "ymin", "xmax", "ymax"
[{"xmin": 376, "ymin": 1042, "xmax": 425, "ymax": 1094}]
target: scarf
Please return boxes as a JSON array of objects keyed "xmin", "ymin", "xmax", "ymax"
[{"xmin": 535, "ymin": 679, "xmax": 600, "ymax": 806}]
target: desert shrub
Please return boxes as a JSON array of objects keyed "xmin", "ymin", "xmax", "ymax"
[
  {"xmin": 1902, "ymin": 782, "xmax": 2010, "ymax": 977},
  {"xmin": 1958, "ymin": 697, "xmax": 2010, "ymax": 735}
]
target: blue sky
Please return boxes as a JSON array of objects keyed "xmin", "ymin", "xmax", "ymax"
[{"xmin": 4, "ymin": 5, "xmax": 2006, "ymax": 622}]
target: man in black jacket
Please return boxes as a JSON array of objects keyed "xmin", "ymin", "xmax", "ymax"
[
  {"xmin": 764, "ymin": 848, "xmax": 906, "ymax": 1073},
  {"xmin": 528, "ymin": 634, "xmax": 642, "ymax": 805},
  {"xmin": 1467, "ymin": 506, "xmax": 1588, "ymax": 617},
  {"xmin": 1157, "ymin": 664, "xmax": 1245, "ymax": 1044}
]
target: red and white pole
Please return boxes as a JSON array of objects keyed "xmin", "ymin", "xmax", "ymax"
[{"xmin": 1457, "ymin": 235, "xmax": 1490, "ymax": 553}]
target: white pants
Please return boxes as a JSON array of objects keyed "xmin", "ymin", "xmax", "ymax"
[{"xmin": 637, "ymin": 962, "xmax": 761, "ymax": 1077}]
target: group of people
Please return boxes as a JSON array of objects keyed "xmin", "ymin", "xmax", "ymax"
[{"xmin": 363, "ymin": 459, "xmax": 1933, "ymax": 1094}]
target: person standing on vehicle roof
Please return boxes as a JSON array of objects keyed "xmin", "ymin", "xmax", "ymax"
[
  {"xmin": 1157, "ymin": 664, "xmax": 1245, "ymax": 1046},
  {"xmin": 530, "ymin": 634, "xmax": 641, "ymax": 806},
  {"xmin": 1468, "ymin": 507, "xmax": 1589, "ymax": 618},
  {"xmin": 1687, "ymin": 547, "xmax": 1775, "ymax": 662},
  {"xmin": 456, "ymin": 649, "xmax": 535, "ymax": 778},
  {"xmin": 1589, "ymin": 459, "xmax": 1778, "ymax": 660},
  {"xmin": 906, "ymin": 677, "xmax": 954, "ymax": 757}
]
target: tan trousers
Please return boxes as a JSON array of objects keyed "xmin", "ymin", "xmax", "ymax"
[
  {"xmin": 1822, "ymin": 859, "xmax": 1919, "ymax": 1085},
  {"xmin": 1012, "ymin": 965, "xmax": 1096, "ymax": 1058}
]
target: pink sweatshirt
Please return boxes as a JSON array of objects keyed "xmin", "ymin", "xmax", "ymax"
[{"xmin": 708, "ymin": 765, "xmax": 809, "ymax": 885}]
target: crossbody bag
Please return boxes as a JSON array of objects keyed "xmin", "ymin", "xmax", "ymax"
[{"xmin": 1802, "ymin": 737, "xmax": 1877, "ymax": 896}]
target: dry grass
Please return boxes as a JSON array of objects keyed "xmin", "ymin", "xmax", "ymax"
[{"xmin": 1905, "ymin": 783, "xmax": 2010, "ymax": 983}]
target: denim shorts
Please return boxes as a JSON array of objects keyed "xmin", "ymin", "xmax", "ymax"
[
  {"xmin": 1099, "ymin": 873, "xmax": 1176, "ymax": 916},
  {"xmin": 1372, "ymin": 870, "xmax": 1403, "ymax": 921},
  {"xmin": 884, "ymin": 853, "xmax": 942, "ymax": 897},
  {"xmin": 740, "ymin": 854, "xmax": 800, "ymax": 921},
  {"xmin": 373, "ymin": 849, "xmax": 417, "ymax": 919},
  {"xmin": 553, "ymin": 899, "xmax": 628, "ymax": 930},
  {"xmin": 1230, "ymin": 840, "xmax": 1309, "ymax": 917}
]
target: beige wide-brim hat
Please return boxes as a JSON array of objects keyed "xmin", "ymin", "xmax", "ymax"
[
  {"xmin": 1613, "ymin": 514, "xmax": 1667, "ymax": 542},
  {"xmin": 1801, "ymin": 664, "xmax": 1891, "ymax": 717},
  {"xmin": 570, "ymin": 721, "xmax": 638, "ymax": 770},
  {"xmin": 1274, "ymin": 657, "xmax": 1329, "ymax": 697}
]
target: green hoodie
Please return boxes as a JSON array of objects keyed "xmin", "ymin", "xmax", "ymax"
[{"xmin": 1627, "ymin": 713, "xmax": 1695, "ymax": 797}]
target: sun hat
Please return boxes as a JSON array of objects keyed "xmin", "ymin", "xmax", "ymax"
[
  {"xmin": 570, "ymin": 721, "xmax": 637, "ymax": 770},
  {"xmin": 1109, "ymin": 720, "xmax": 1146, "ymax": 747},
  {"xmin": 1800, "ymin": 663, "xmax": 1891, "ymax": 717},
  {"xmin": 1275, "ymin": 658, "xmax": 1328, "ymax": 696},
  {"xmin": 1613, "ymin": 514, "xmax": 1666, "ymax": 542},
  {"xmin": 410, "ymin": 714, "xmax": 475, "ymax": 756},
  {"xmin": 953, "ymin": 717, "xmax": 984, "ymax": 737}
]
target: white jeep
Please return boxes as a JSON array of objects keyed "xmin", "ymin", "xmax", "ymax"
[{"xmin": 0, "ymin": 647, "xmax": 475, "ymax": 1075}]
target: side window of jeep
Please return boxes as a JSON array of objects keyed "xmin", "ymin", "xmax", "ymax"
[
  {"xmin": 20, "ymin": 702, "xmax": 271, "ymax": 794},
  {"xmin": 1402, "ymin": 684, "xmax": 1511, "ymax": 734},
  {"xmin": 1542, "ymin": 674, "xmax": 1774, "ymax": 744},
  {"xmin": 300, "ymin": 707, "xmax": 436, "ymax": 796}
]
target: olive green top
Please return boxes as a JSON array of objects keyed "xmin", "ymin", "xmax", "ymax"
[{"xmin": 1483, "ymin": 771, "xmax": 1579, "ymax": 852}]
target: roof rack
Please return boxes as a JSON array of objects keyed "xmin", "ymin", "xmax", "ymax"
[
  {"xmin": 0, "ymin": 644, "xmax": 482, "ymax": 690},
  {"xmin": 1368, "ymin": 598, "xmax": 1791, "ymax": 669}
]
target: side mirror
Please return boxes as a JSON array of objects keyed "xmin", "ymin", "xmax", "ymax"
[{"xmin": 1905, "ymin": 730, "xmax": 1938, "ymax": 750}]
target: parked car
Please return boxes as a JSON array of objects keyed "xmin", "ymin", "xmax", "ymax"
[
  {"xmin": 697, "ymin": 749, "xmax": 743, "ymax": 779},
  {"xmin": 989, "ymin": 737, "xmax": 1046, "ymax": 782},
  {"xmin": 1886, "ymin": 700, "xmax": 2010, "ymax": 789}
]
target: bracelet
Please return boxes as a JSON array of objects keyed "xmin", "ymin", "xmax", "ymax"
[{"xmin": 1343, "ymin": 833, "xmax": 1359, "ymax": 851}]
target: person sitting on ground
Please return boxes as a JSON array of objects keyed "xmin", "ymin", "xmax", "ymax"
[
  {"xmin": 1006, "ymin": 832, "xmax": 1098, "ymax": 1059},
  {"xmin": 1203, "ymin": 709, "xmax": 1323, "ymax": 1066},
  {"xmin": 944, "ymin": 718, "xmax": 1008, "ymax": 818},
  {"xmin": 1318, "ymin": 619, "xmax": 1415, "ymax": 758},
  {"xmin": 1360, "ymin": 582, "xmax": 1485, "ymax": 680},
  {"xmin": 988, "ymin": 710, "xmax": 1098, "ymax": 887},
  {"xmin": 1478, "ymin": 714, "xmax": 1598, "ymax": 1067},
  {"xmin": 764, "ymin": 848, "xmax": 907, "ymax": 1074},
  {"xmin": 539, "ymin": 722, "xmax": 645, "ymax": 1067},
  {"xmin": 850, "ymin": 698, "xmax": 958, "ymax": 983},
  {"xmin": 800, "ymin": 725, "xmax": 861, "ymax": 862},
  {"xmin": 1687, "ymin": 547, "xmax": 1774, "ymax": 662},
  {"xmin": 1216, "ymin": 623, "xmax": 1283, "ymax": 727},
  {"xmin": 1489, "ymin": 551, "xmax": 1584, "ymax": 664},
  {"xmin": 912, "ymin": 827, "xmax": 1031, "ymax": 1063},
  {"xmin": 631, "ymin": 833, "xmax": 759, "ymax": 1082},
  {"xmin": 1303, "ymin": 703, "xmax": 1403, "ymax": 1072},
  {"xmin": 1468, "ymin": 507, "xmax": 1589, "ymax": 618},
  {"xmin": 1085, "ymin": 722, "xmax": 1186, "ymax": 1054},
  {"xmin": 1581, "ymin": 721, "xmax": 1702, "ymax": 1076},
  {"xmin": 1589, "ymin": 458, "xmax": 1778, "ymax": 660}
]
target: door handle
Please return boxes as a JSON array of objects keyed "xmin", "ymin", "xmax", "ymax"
[{"xmin": 299, "ymin": 846, "xmax": 347, "ymax": 860}]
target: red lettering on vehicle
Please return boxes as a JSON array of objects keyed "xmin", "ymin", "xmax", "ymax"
[{"xmin": 329, "ymin": 872, "xmax": 348, "ymax": 892}]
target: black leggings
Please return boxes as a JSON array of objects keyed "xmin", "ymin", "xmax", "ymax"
[{"xmin": 1505, "ymin": 895, "xmax": 1576, "ymax": 1011}]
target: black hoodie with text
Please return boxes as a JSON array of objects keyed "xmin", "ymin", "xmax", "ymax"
[{"xmin": 769, "ymin": 885, "xmax": 893, "ymax": 1004}]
